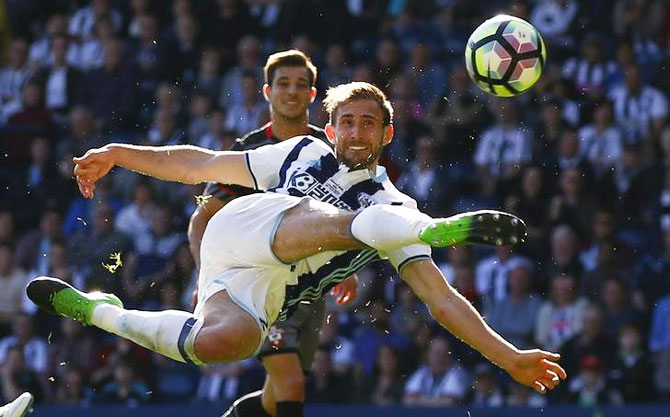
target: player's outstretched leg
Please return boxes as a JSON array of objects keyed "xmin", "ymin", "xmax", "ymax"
[
  {"xmin": 273, "ymin": 201, "xmax": 527, "ymax": 263},
  {"xmin": 26, "ymin": 277, "xmax": 260, "ymax": 365},
  {"xmin": 0, "ymin": 392, "xmax": 34, "ymax": 417}
]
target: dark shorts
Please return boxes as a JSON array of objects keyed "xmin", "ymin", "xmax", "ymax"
[{"xmin": 257, "ymin": 296, "xmax": 326, "ymax": 372}]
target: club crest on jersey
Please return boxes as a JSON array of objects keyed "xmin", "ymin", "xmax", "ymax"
[{"xmin": 267, "ymin": 326, "xmax": 285, "ymax": 349}]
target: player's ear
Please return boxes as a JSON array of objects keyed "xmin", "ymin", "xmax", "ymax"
[
  {"xmin": 262, "ymin": 84, "xmax": 271, "ymax": 102},
  {"xmin": 382, "ymin": 124, "xmax": 394, "ymax": 146},
  {"xmin": 325, "ymin": 123, "xmax": 336, "ymax": 145},
  {"xmin": 309, "ymin": 87, "xmax": 317, "ymax": 103}
]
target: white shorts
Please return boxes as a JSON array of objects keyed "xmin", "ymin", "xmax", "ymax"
[{"xmin": 194, "ymin": 193, "xmax": 308, "ymax": 354}]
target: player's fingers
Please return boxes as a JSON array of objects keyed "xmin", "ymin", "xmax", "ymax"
[
  {"xmin": 542, "ymin": 359, "xmax": 568, "ymax": 380},
  {"xmin": 533, "ymin": 381, "xmax": 547, "ymax": 394},
  {"xmin": 537, "ymin": 376, "xmax": 558, "ymax": 391},
  {"xmin": 539, "ymin": 350, "xmax": 560, "ymax": 361},
  {"xmin": 545, "ymin": 369, "xmax": 560, "ymax": 383}
]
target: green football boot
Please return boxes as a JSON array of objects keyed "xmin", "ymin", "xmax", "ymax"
[
  {"xmin": 26, "ymin": 277, "xmax": 123, "ymax": 325},
  {"xmin": 420, "ymin": 210, "xmax": 527, "ymax": 247}
]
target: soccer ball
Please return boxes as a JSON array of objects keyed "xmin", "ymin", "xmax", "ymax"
[{"xmin": 465, "ymin": 14, "xmax": 546, "ymax": 97}]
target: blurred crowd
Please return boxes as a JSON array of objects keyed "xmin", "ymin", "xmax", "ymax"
[{"xmin": 1, "ymin": 0, "xmax": 670, "ymax": 409}]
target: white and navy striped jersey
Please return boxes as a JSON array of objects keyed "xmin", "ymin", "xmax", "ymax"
[{"xmin": 244, "ymin": 135, "xmax": 432, "ymax": 320}]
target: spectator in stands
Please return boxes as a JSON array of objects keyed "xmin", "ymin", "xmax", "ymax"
[
  {"xmin": 0, "ymin": 244, "xmax": 26, "ymax": 331},
  {"xmin": 74, "ymin": 15, "xmax": 116, "ymax": 72},
  {"xmin": 321, "ymin": 44, "xmax": 352, "ymax": 90},
  {"xmin": 475, "ymin": 245, "xmax": 532, "ymax": 312},
  {"xmin": 396, "ymin": 135, "xmax": 448, "ymax": 216},
  {"xmin": 28, "ymin": 14, "xmax": 70, "ymax": 69},
  {"xmin": 608, "ymin": 63, "xmax": 667, "ymax": 146},
  {"xmin": 609, "ymin": 323, "xmax": 655, "ymax": 403},
  {"xmin": 166, "ymin": 14, "xmax": 200, "ymax": 84},
  {"xmin": 425, "ymin": 67, "xmax": 483, "ymax": 168},
  {"xmin": 56, "ymin": 106, "xmax": 102, "ymax": 162},
  {"xmin": 121, "ymin": 205, "xmax": 182, "ymax": 306},
  {"xmin": 195, "ymin": 359, "xmax": 262, "ymax": 403},
  {"xmin": 545, "ymin": 225, "xmax": 583, "ymax": 284},
  {"xmin": 319, "ymin": 311, "xmax": 355, "ymax": 377},
  {"xmin": 5, "ymin": 81, "xmax": 52, "ymax": 168},
  {"xmin": 48, "ymin": 317, "xmax": 99, "ymax": 378},
  {"xmin": 405, "ymin": 43, "xmax": 446, "ymax": 107},
  {"xmin": 0, "ymin": 345, "xmax": 46, "ymax": 403},
  {"xmin": 487, "ymin": 263, "xmax": 542, "ymax": 349},
  {"xmin": 95, "ymin": 356, "xmax": 151, "ymax": 406},
  {"xmin": 474, "ymin": 100, "xmax": 532, "ymax": 198},
  {"xmin": 467, "ymin": 363, "xmax": 504, "ymax": 407},
  {"xmin": 649, "ymin": 293, "xmax": 670, "ymax": 401},
  {"xmin": 357, "ymin": 344, "xmax": 405, "ymax": 405},
  {"xmin": 403, "ymin": 337, "xmax": 470, "ymax": 406},
  {"xmin": 132, "ymin": 14, "xmax": 164, "ymax": 105},
  {"xmin": 0, "ymin": 212, "xmax": 14, "ymax": 246},
  {"xmin": 580, "ymin": 210, "xmax": 622, "ymax": 272},
  {"xmin": 530, "ymin": 0, "xmax": 579, "ymax": 60},
  {"xmin": 15, "ymin": 209, "xmax": 62, "ymax": 273},
  {"xmin": 578, "ymin": 100, "xmax": 624, "ymax": 181},
  {"xmin": 77, "ymin": 38, "xmax": 136, "ymax": 133},
  {"xmin": 53, "ymin": 365, "xmax": 94, "ymax": 405},
  {"xmin": 535, "ymin": 273, "xmax": 589, "ymax": 351},
  {"xmin": 504, "ymin": 165, "xmax": 550, "ymax": 245},
  {"xmin": 0, "ymin": 314, "xmax": 48, "ymax": 379},
  {"xmin": 193, "ymin": 49, "xmax": 223, "ymax": 103},
  {"xmin": 535, "ymin": 100, "xmax": 570, "ymax": 167},
  {"xmin": 562, "ymin": 34, "xmax": 618, "ymax": 98},
  {"xmin": 559, "ymin": 304, "xmax": 614, "ymax": 378},
  {"xmin": 305, "ymin": 345, "xmax": 349, "ymax": 404},
  {"xmin": 224, "ymin": 71, "xmax": 266, "ymax": 137},
  {"xmin": 0, "ymin": 39, "xmax": 31, "ymax": 123},
  {"xmin": 548, "ymin": 167, "xmax": 596, "ymax": 239},
  {"xmin": 567, "ymin": 355, "xmax": 623, "ymax": 406},
  {"xmin": 114, "ymin": 180, "xmax": 156, "ymax": 241},
  {"xmin": 600, "ymin": 278, "xmax": 638, "ymax": 340},
  {"xmin": 370, "ymin": 39, "xmax": 402, "ymax": 94},
  {"xmin": 196, "ymin": 108, "xmax": 235, "ymax": 151},
  {"xmin": 35, "ymin": 35, "xmax": 81, "ymax": 124},
  {"xmin": 353, "ymin": 301, "xmax": 411, "ymax": 378},
  {"xmin": 68, "ymin": 0, "xmax": 122, "ymax": 41},
  {"xmin": 66, "ymin": 201, "xmax": 131, "ymax": 290},
  {"xmin": 437, "ymin": 245, "xmax": 473, "ymax": 285},
  {"xmin": 220, "ymin": 35, "xmax": 262, "ymax": 110}
]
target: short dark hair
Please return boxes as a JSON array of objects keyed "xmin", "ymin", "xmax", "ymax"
[
  {"xmin": 323, "ymin": 82, "xmax": 394, "ymax": 126},
  {"xmin": 264, "ymin": 49, "xmax": 317, "ymax": 87}
]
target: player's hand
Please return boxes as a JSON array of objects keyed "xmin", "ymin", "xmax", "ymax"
[
  {"xmin": 73, "ymin": 146, "xmax": 115, "ymax": 198},
  {"xmin": 190, "ymin": 282, "xmax": 199, "ymax": 310},
  {"xmin": 504, "ymin": 349, "xmax": 567, "ymax": 394},
  {"xmin": 330, "ymin": 274, "xmax": 358, "ymax": 305}
]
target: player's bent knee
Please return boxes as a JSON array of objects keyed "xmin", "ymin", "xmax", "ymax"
[{"xmin": 194, "ymin": 321, "xmax": 260, "ymax": 363}]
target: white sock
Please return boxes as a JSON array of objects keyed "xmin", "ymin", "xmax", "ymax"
[
  {"xmin": 350, "ymin": 204, "xmax": 433, "ymax": 251},
  {"xmin": 91, "ymin": 304, "xmax": 204, "ymax": 365}
]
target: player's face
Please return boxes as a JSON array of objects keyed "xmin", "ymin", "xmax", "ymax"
[
  {"xmin": 264, "ymin": 66, "xmax": 316, "ymax": 120},
  {"xmin": 327, "ymin": 99, "xmax": 394, "ymax": 170}
]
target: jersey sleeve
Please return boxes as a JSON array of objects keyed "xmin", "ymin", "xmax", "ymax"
[{"xmin": 245, "ymin": 136, "xmax": 330, "ymax": 191}]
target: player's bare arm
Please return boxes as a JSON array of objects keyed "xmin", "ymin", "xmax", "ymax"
[
  {"xmin": 73, "ymin": 144, "xmax": 253, "ymax": 198},
  {"xmin": 400, "ymin": 258, "xmax": 567, "ymax": 394}
]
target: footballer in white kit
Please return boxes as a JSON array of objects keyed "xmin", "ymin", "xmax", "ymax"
[{"xmin": 197, "ymin": 134, "xmax": 431, "ymax": 347}]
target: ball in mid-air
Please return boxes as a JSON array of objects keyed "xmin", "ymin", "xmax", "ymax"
[{"xmin": 465, "ymin": 14, "xmax": 546, "ymax": 97}]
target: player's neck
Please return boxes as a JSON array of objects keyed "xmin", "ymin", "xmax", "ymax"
[{"xmin": 271, "ymin": 114, "xmax": 310, "ymax": 141}]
